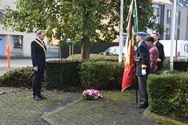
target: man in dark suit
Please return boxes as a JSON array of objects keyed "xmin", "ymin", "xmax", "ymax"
[
  {"xmin": 31, "ymin": 30, "xmax": 47, "ymax": 101},
  {"xmin": 135, "ymin": 32, "xmax": 150, "ymax": 108},
  {"xmin": 152, "ymin": 33, "xmax": 165, "ymax": 70}
]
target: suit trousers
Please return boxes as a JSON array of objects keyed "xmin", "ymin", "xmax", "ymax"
[
  {"xmin": 32, "ymin": 66, "xmax": 45, "ymax": 96},
  {"xmin": 157, "ymin": 62, "xmax": 163, "ymax": 71},
  {"xmin": 137, "ymin": 76, "xmax": 148, "ymax": 105}
]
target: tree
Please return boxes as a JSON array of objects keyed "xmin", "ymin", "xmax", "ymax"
[
  {"xmin": 0, "ymin": 0, "xmax": 160, "ymax": 60},
  {"xmin": 107, "ymin": 0, "xmax": 161, "ymax": 33}
]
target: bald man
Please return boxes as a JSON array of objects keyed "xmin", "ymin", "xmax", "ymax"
[{"xmin": 152, "ymin": 33, "xmax": 165, "ymax": 71}]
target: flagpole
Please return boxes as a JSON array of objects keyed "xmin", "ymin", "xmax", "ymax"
[
  {"xmin": 170, "ymin": 0, "xmax": 177, "ymax": 70},
  {"xmin": 134, "ymin": 0, "xmax": 138, "ymax": 33},
  {"xmin": 134, "ymin": 0, "xmax": 138, "ymax": 104},
  {"xmin": 119, "ymin": 0, "xmax": 124, "ymax": 62}
]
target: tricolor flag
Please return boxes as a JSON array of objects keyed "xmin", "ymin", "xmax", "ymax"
[{"xmin": 122, "ymin": 0, "xmax": 138, "ymax": 92}]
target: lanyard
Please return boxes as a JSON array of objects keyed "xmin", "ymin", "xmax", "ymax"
[{"xmin": 34, "ymin": 39, "xmax": 46, "ymax": 55}]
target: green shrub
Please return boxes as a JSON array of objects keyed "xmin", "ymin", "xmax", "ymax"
[
  {"xmin": 67, "ymin": 54, "xmax": 118, "ymax": 62},
  {"xmin": 163, "ymin": 57, "xmax": 170, "ymax": 69},
  {"xmin": 148, "ymin": 73, "xmax": 188, "ymax": 119},
  {"xmin": 173, "ymin": 58, "xmax": 188, "ymax": 71},
  {"xmin": 80, "ymin": 61, "xmax": 124, "ymax": 90},
  {"xmin": 46, "ymin": 60, "xmax": 81, "ymax": 90},
  {"xmin": 0, "ymin": 67, "xmax": 33, "ymax": 88},
  {"xmin": 163, "ymin": 57, "xmax": 188, "ymax": 71}
]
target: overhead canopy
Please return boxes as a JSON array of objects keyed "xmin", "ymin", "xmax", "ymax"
[{"xmin": 152, "ymin": 0, "xmax": 172, "ymax": 4}]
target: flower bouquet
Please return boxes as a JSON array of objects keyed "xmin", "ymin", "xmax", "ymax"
[{"xmin": 82, "ymin": 89, "xmax": 103, "ymax": 100}]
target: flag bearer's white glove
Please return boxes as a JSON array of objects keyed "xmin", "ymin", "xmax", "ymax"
[{"xmin": 142, "ymin": 69, "xmax": 146, "ymax": 75}]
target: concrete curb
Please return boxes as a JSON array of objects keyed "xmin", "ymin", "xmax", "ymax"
[
  {"xmin": 144, "ymin": 108, "xmax": 188, "ymax": 125},
  {"xmin": 40, "ymin": 99, "xmax": 81, "ymax": 125},
  {"xmin": 0, "ymin": 56, "xmax": 31, "ymax": 59}
]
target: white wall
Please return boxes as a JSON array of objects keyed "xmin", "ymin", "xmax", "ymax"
[
  {"xmin": 0, "ymin": 28, "xmax": 36, "ymax": 57},
  {"xmin": 0, "ymin": 0, "xmax": 16, "ymax": 9},
  {"xmin": 160, "ymin": 40, "xmax": 188, "ymax": 57},
  {"xmin": 176, "ymin": 40, "xmax": 188, "ymax": 57},
  {"xmin": 0, "ymin": 0, "xmax": 37, "ymax": 57},
  {"xmin": 23, "ymin": 33, "xmax": 36, "ymax": 57}
]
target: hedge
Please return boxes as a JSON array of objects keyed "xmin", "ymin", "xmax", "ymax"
[
  {"xmin": 67, "ymin": 54, "xmax": 118, "ymax": 62},
  {"xmin": 67, "ymin": 54, "xmax": 185, "ymax": 71},
  {"xmin": 45, "ymin": 60, "xmax": 129, "ymax": 90},
  {"xmin": 80, "ymin": 61, "xmax": 124, "ymax": 90},
  {"xmin": 45, "ymin": 60, "xmax": 81, "ymax": 90},
  {"xmin": 163, "ymin": 57, "xmax": 170, "ymax": 69},
  {"xmin": 0, "ymin": 67, "xmax": 33, "ymax": 88},
  {"xmin": 61, "ymin": 42, "xmax": 119, "ymax": 58},
  {"xmin": 173, "ymin": 58, "xmax": 188, "ymax": 71},
  {"xmin": 148, "ymin": 73, "xmax": 188, "ymax": 119},
  {"xmin": 163, "ymin": 57, "xmax": 188, "ymax": 71}
]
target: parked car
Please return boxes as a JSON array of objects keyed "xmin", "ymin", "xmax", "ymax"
[
  {"xmin": 99, "ymin": 46, "xmax": 125, "ymax": 56},
  {"xmin": 46, "ymin": 45, "xmax": 60, "ymax": 58}
]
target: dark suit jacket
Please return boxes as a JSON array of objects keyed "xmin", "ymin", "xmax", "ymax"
[
  {"xmin": 155, "ymin": 41, "xmax": 165, "ymax": 70},
  {"xmin": 155, "ymin": 41, "xmax": 165, "ymax": 62},
  {"xmin": 31, "ymin": 38, "xmax": 47, "ymax": 68},
  {"xmin": 136, "ymin": 41, "xmax": 150, "ymax": 76}
]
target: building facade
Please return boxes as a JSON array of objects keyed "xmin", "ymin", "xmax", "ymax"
[
  {"xmin": 0, "ymin": 0, "xmax": 36, "ymax": 57},
  {"xmin": 152, "ymin": 0, "xmax": 188, "ymax": 40},
  {"xmin": 2, "ymin": 0, "xmax": 188, "ymax": 57}
]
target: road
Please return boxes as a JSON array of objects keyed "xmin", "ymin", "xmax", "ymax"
[
  {"xmin": 0, "ymin": 58, "xmax": 32, "ymax": 75},
  {"xmin": 0, "ymin": 58, "xmax": 61, "ymax": 75}
]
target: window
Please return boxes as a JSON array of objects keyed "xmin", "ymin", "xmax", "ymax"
[
  {"xmin": 153, "ymin": 7, "xmax": 160, "ymax": 23},
  {"xmin": 187, "ymin": 16, "xmax": 188, "ymax": 40},
  {"xmin": 166, "ymin": 28, "xmax": 170, "ymax": 40},
  {"xmin": 13, "ymin": 35, "xmax": 23, "ymax": 49},
  {"xmin": 0, "ymin": 9, "xmax": 4, "ymax": 16},
  {"xmin": 167, "ymin": 9, "xmax": 171, "ymax": 24},
  {"xmin": 177, "ymin": 29, "xmax": 180, "ymax": 40},
  {"xmin": 154, "ymin": 8, "xmax": 160, "ymax": 16},
  {"xmin": 178, "ymin": 11, "xmax": 181, "ymax": 25}
]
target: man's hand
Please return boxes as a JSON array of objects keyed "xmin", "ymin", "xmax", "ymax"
[
  {"xmin": 142, "ymin": 69, "xmax": 146, "ymax": 75},
  {"xmin": 33, "ymin": 66, "xmax": 38, "ymax": 72},
  {"xmin": 157, "ymin": 58, "xmax": 161, "ymax": 62}
]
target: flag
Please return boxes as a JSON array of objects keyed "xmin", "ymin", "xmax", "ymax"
[{"xmin": 121, "ymin": 0, "xmax": 138, "ymax": 92}]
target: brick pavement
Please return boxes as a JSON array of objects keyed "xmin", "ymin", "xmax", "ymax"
[
  {"xmin": 0, "ymin": 89, "xmax": 80, "ymax": 125},
  {"xmin": 0, "ymin": 89, "xmax": 164, "ymax": 125},
  {"xmin": 42, "ymin": 91, "xmax": 161, "ymax": 125}
]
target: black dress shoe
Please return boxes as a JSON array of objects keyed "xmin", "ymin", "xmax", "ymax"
[
  {"xmin": 33, "ymin": 95, "xmax": 43, "ymax": 101},
  {"xmin": 136, "ymin": 103, "xmax": 148, "ymax": 108},
  {"xmin": 39, "ymin": 94, "xmax": 47, "ymax": 99}
]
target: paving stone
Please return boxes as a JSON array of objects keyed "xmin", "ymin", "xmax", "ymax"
[
  {"xmin": 0, "ymin": 89, "xmax": 164, "ymax": 125},
  {"xmin": 42, "ymin": 91, "xmax": 161, "ymax": 125},
  {"xmin": 0, "ymin": 88, "xmax": 80, "ymax": 125}
]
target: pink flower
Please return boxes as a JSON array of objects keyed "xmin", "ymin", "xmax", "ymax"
[{"xmin": 82, "ymin": 89, "xmax": 102, "ymax": 100}]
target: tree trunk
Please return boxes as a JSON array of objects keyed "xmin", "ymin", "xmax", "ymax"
[{"xmin": 81, "ymin": 35, "xmax": 90, "ymax": 60}]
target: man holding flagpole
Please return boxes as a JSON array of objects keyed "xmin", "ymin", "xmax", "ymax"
[{"xmin": 135, "ymin": 32, "xmax": 150, "ymax": 108}]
